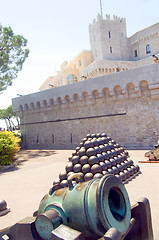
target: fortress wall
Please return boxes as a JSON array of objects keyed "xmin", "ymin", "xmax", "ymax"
[{"xmin": 12, "ymin": 63, "xmax": 159, "ymax": 149}]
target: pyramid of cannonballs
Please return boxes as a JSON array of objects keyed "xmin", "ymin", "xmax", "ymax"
[{"xmin": 53, "ymin": 133, "xmax": 140, "ymax": 188}]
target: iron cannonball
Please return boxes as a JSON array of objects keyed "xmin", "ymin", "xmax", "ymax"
[
  {"xmin": 86, "ymin": 134, "xmax": 91, "ymax": 139},
  {"xmin": 116, "ymin": 164, "xmax": 123, "ymax": 172},
  {"xmin": 92, "ymin": 138, "xmax": 98, "ymax": 147},
  {"xmin": 107, "ymin": 136, "xmax": 112, "ymax": 141},
  {"xmin": 97, "ymin": 137, "xmax": 103, "ymax": 145},
  {"xmin": 107, "ymin": 168, "xmax": 114, "ymax": 174},
  {"xmin": 91, "ymin": 133, "xmax": 96, "ymax": 138},
  {"xmin": 109, "ymin": 158, "xmax": 116, "ymax": 166},
  {"xmin": 97, "ymin": 153, "xmax": 105, "ymax": 162},
  {"xmin": 99, "ymin": 162, "xmax": 107, "ymax": 171},
  {"xmin": 80, "ymin": 156, "xmax": 88, "ymax": 165},
  {"xmin": 102, "ymin": 152, "xmax": 108, "ymax": 160},
  {"xmin": 104, "ymin": 144, "xmax": 111, "ymax": 151},
  {"xmin": 114, "ymin": 174, "xmax": 121, "ymax": 180},
  {"xmin": 88, "ymin": 156, "xmax": 99, "ymax": 165},
  {"xmin": 82, "ymin": 138, "xmax": 88, "ymax": 144},
  {"xmin": 93, "ymin": 173, "xmax": 103, "ymax": 179},
  {"xmin": 91, "ymin": 164, "xmax": 102, "ymax": 174},
  {"xmin": 82, "ymin": 164, "xmax": 91, "ymax": 174},
  {"xmin": 99, "ymin": 145, "xmax": 105, "ymax": 152},
  {"xmin": 60, "ymin": 180, "xmax": 68, "ymax": 188},
  {"xmin": 133, "ymin": 165, "xmax": 138, "ymax": 173},
  {"xmin": 72, "ymin": 156, "xmax": 80, "ymax": 165},
  {"xmin": 86, "ymin": 148, "xmax": 96, "ymax": 157},
  {"xmin": 84, "ymin": 172, "xmax": 93, "ymax": 181},
  {"xmin": 127, "ymin": 167, "xmax": 134, "ymax": 176},
  {"xmin": 65, "ymin": 162, "xmax": 73, "ymax": 173},
  {"xmin": 84, "ymin": 140, "xmax": 94, "ymax": 150},
  {"xmin": 123, "ymin": 170, "xmax": 130, "ymax": 179},
  {"xmin": 94, "ymin": 146, "xmax": 102, "ymax": 154},
  {"xmin": 108, "ymin": 143, "xmax": 114, "ymax": 150},
  {"xmin": 128, "ymin": 159, "xmax": 133, "ymax": 166},
  {"xmin": 96, "ymin": 133, "xmax": 101, "ymax": 138},
  {"xmin": 53, "ymin": 180, "xmax": 60, "ymax": 186},
  {"xmin": 59, "ymin": 171, "xmax": 67, "ymax": 181},
  {"xmin": 87, "ymin": 138, "xmax": 92, "ymax": 141},
  {"xmin": 124, "ymin": 160, "xmax": 130, "ymax": 168},
  {"xmin": 113, "ymin": 157, "xmax": 119, "ymax": 165},
  {"xmin": 121, "ymin": 162, "xmax": 127, "ymax": 170},
  {"xmin": 104, "ymin": 160, "xmax": 111, "ymax": 168},
  {"xmin": 111, "ymin": 140, "xmax": 116, "ymax": 145},
  {"xmin": 0, "ymin": 200, "xmax": 7, "ymax": 211},
  {"xmin": 78, "ymin": 148, "xmax": 86, "ymax": 157},
  {"xmin": 119, "ymin": 172, "xmax": 126, "ymax": 181},
  {"xmin": 111, "ymin": 166, "xmax": 118, "ymax": 174},
  {"xmin": 102, "ymin": 170, "xmax": 108, "ymax": 175},
  {"xmin": 79, "ymin": 142, "xmax": 84, "ymax": 148},
  {"xmin": 101, "ymin": 133, "xmax": 107, "ymax": 137},
  {"xmin": 67, "ymin": 171, "xmax": 74, "ymax": 178},
  {"xmin": 76, "ymin": 147, "xmax": 80, "ymax": 153},
  {"xmin": 72, "ymin": 150, "xmax": 77, "ymax": 156},
  {"xmin": 73, "ymin": 164, "xmax": 82, "ymax": 173}
]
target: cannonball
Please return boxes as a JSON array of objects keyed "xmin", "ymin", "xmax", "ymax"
[
  {"xmin": 104, "ymin": 144, "xmax": 111, "ymax": 151},
  {"xmin": 124, "ymin": 160, "xmax": 130, "ymax": 168},
  {"xmin": 108, "ymin": 143, "xmax": 114, "ymax": 150},
  {"xmin": 102, "ymin": 152, "xmax": 110, "ymax": 160},
  {"xmin": 115, "ymin": 174, "xmax": 121, "ymax": 181},
  {"xmin": 65, "ymin": 162, "xmax": 73, "ymax": 173},
  {"xmin": 82, "ymin": 138, "xmax": 88, "ymax": 144},
  {"xmin": 88, "ymin": 156, "xmax": 99, "ymax": 165},
  {"xmin": 86, "ymin": 148, "xmax": 96, "ymax": 157},
  {"xmin": 82, "ymin": 164, "xmax": 91, "ymax": 174},
  {"xmin": 119, "ymin": 172, "xmax": 126, "ymax": 181},
  {"xmin": 78, "ymin": 148, "xmax": 86, "ymax": 157},
  {"xmin": 104, "ymin": 160, "xmax": 111, "ymax": 168},
  {"xmin": 123, "ymin": 169, "xmax": 131, "ymax": 179},
  {"xmin": 72, "ymin": 150, "xmax": 77, "ymax": 156},
  {"xmin": 116, "ymin": 164, "xmax": 123, "ymax": 172},
  {"xmin": 97, "ymin": 153, "xmax": 105, "ymax": 162},
  {"xmin": 59, "ymin": 171, "xmax": 67, "ymax": 181},
  {"xmin": 80, "ymin": 156, "xmax": 88, "ymax": 165},
  {"xmin": 91, "ymin": 164, "xmax": 102, "ymax": 174},
  {"xmin": 99, "ymin": 145, "xmax": 105, "ymax": 152},
  {"xmin": 99, "ymin": 162, "xmax": 107, "ymax": 171},
  {"xmin": 72, "ymin": 156, "xmax": 80, "ymax": 165},
  {"xmin": 102, "ymin": 137, "xmax": 109, "ymax": 144},
  {"xmin": 94, "ymin": 146, "xmax": 102, "ymax": 154},
  {"xmin": 84, "ymin": 140, "xmax": 94, "ymax": 150},
  {"xmin": 97, "ymin": 138, "xmax": 103, "ymax": 145},
  {"xmin": 93, "ymin": 173, "xmax": 103, "ymax": 179},
  {"xmin": 127, "ymin": 167, "xmax": 134, "ymax": 176},
  {"xmin": 73, "ymin": 164, "xmax": 82, "ymax": 173},
  {"xmin": 91, "ymin": 133, "xmax": 96, "ymax": 138},
  {"xmin": 0, "ymin": 200, "xmax": 7, "ymax": 211},
  {"xmin": 92, "ymin": 138, "xmax": 98, "ymax": 147},
  {"xmin": 67, "ymin": 171, "xmax": 74, "ymax": 178},
  {"xmin": 107, "ymin": 168, "xmax": 114, "ymax": 174},
  {"xmin": 102, "ymin": 170, "xmax": 108, "ymax": 175},
  {"xmin": 96, "ymin": 133, "xmax": 101, "ymax": 138},
  {"xmin": 76, "ymin": 147, "xmax": 80, "ymax": 153},
  {"xmin": 84, "ymin": 172, "xmax": 93, "ymax": 181},
  {"xmin": 79, "ymin": 142, "xmax": 84, "ymax": 148},
  {"xmin": 111, "ymin": 166, "xmax": 118, "ymax": 174},
  {"xmin": 121, "ymin": 162, "xmax": 127, "ymax": 170},
  {"xmin": 101, "ymin": 133, "xmax": 107, "ymax": 137},
  {"xmin": 107, "ymin": 136, "xmax": 112, "ymax": 141},
  {"xmin": 109, "ymin": 158, "xmax": 116, "ymax": 166},
  {"xmin": 60, "ymin": 180, "xmax": 68, "ymax": 188},
  {"xmin": 128, "ymin": 159, "xmax": 133, "ymax": 166},
  {"xmin": 86, "ymin": 134, "xmax": 91, "ymax": 139},
  {"xmin": 53, "ymin": 179, "xmax": 60, "ymax": 185}
]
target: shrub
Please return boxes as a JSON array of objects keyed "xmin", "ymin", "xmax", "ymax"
[{"xmin": 0, "ymin": 131, "xmax": 21, "ymax": 165}]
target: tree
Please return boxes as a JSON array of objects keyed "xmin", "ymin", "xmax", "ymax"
[
  {"xmin": 0, "ymin": 25, "xmax": 29, "ymax": 91},
  {"xmin": 0, "ymin": 105, "xmax": 19, "ymax": 130}
]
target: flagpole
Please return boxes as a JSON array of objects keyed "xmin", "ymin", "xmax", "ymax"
[{"xmin": 100, "ymin": 0, "xmax": 103, "ymax": 16}]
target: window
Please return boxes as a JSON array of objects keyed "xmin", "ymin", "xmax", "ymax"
[
  {"xmin": 108, "ymin": 31, "xmax": 111, "ymax": 38},
  {"xmin": 110, "ymin": 46, "xmax": 112, "ymax": 53},
  {"xmin": 67, "ymin": 74, "xmax": 77, "ymax": 85},
  {"xmin": 146, "ymin": 44, "xmax": 151, "ymax": 54},
  {"xmin": 134, "ymin": 50, "xmax": 137, "ymax": 57}
]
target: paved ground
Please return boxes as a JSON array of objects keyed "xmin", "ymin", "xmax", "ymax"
[{"xmin": 0, "ymin": 149, "xmax": 158, "ymax": 239}]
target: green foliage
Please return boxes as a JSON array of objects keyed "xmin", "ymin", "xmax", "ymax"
[
  {"xmin": 0, "ymin": 24, "xmax": 29, "ymax": 91},
  {"xmin": 0, "ymin": 130, "xmax": 20, "ymax": 165}
]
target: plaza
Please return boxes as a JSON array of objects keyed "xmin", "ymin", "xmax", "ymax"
[{"xmin": 0, "ymin": 149, "xmax": 158, "ymax": 239}]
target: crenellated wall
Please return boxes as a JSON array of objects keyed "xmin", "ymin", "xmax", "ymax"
[{"xmin": 12, "ymin": 63, "xmax": 159, "ymax": 149}]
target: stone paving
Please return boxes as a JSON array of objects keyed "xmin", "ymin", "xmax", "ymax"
[{"xmin": 0, "ymin": 149, "xmax": 159, "ymax": 239}]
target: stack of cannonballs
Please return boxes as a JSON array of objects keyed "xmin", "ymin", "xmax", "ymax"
[{"xmin": 53, "ymin": 133, "xmax": 140, "ymax": 188}]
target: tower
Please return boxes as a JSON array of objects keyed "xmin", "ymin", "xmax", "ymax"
[{"xmin": 89, "ymin": 14, "xmax": 130, "ymax": 61}]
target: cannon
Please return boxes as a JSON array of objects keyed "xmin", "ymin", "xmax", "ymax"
[{"xmin": 35, "ymin": 174, "xmax": 131, "ymax": 240}]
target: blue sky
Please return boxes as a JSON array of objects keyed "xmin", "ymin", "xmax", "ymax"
[{"xmin": 0, "ymin": 0, "xmax": 159, "ymax": 127}]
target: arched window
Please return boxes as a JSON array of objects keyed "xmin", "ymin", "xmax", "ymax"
[
  {"xmin": 146, "ymin": 44, "xmax": 151, "ymax": 54},
  {"xmin": 67, "ymin": 74, "xmax": 77, "ymax": 85}
]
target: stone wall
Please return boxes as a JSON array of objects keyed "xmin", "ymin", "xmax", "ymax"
[{"xmin": 12, "ymin": 63, "xmax": 159, "ymax": 149}]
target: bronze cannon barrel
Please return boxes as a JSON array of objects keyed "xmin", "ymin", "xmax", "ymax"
[{"xmin": 35, "ymin": 174, "xmax": 131, "ymax": 240}]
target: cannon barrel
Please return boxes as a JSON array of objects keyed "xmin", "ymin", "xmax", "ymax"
[{"xmin": 35, "ymin": 174, "xmax": 131, "ymax": 240}]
